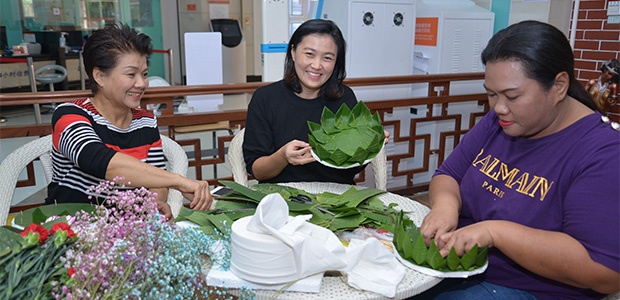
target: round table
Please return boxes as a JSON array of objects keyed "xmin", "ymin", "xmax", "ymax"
[{"xmin": 204, "ymin": 182, "xmax": 442, "ymax": 300}]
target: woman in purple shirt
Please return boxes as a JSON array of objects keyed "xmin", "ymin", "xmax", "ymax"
[{"xmin": 418, "ymin": 21, "xmax": 619, "ymax": 300}]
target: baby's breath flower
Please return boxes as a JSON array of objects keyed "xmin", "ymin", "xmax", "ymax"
[{"xmin": 52, "ymin": 178, "xmax": 247, "ymax": 299}]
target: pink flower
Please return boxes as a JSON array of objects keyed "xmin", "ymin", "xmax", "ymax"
[{"xmin": 20, "ymin": 223, "xmax": 49, "ymax": 244}]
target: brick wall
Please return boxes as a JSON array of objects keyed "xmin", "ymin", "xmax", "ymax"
[{"xmin": 571, "ymin": 0, "xmax": 620, "ymax": 121}]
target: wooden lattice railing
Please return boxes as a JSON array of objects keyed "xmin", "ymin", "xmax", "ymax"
[{"xmin": 0, "ymin": 73, "xmax": 488, "ymax": 201}]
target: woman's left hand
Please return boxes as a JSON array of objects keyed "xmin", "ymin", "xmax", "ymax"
[
  {"xmin": 156, "ymin": 200, "xmax": 173, "ymax": 220},
  {"xmin": 435, "ymin": 221, "xmax": 495, "ymax": 257},
  {"xmin": 384, "ymin": 130, "xmax": 390, "ymax": 145}
]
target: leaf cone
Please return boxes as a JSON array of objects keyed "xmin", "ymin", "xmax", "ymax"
[{"xmin": 308, "ymin": 101, "xmax": 385, "ymax": 167}]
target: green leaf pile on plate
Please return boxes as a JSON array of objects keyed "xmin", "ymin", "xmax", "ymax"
[
  {"xmin": 392, "ymin": 210, "xmax": 488, "ymax": 272},
  {"xmin": 307, "ymin": 101, "xmax": 385, "ymax": 167}
]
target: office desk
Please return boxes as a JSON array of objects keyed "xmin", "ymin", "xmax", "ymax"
[{"xmin": 0, "ymin": 52, "xmax": 80, "ymax": 90}]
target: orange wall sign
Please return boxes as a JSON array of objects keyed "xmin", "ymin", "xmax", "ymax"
[
  {"xmin": 415, "ymin": 17, "xmax": 439, "ymax": 46},
  {"xmin": 187, "ymin": 4, "xmax": 196, "ymax": 11}
]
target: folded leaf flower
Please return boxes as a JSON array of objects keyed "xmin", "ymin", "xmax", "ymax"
[
  {"xmin": 308, "ymin": 101, "xmax": 385, "ymax": 167},
  {"xmin": 392, "ymin": 210, "xmax": 488, "ymax": 272}
]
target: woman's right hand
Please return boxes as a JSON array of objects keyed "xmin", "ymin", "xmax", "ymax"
[
  {"xmin": 251, "ymin": 140, "xmax": 315, "ymax": 181},
  {"xmin": 420, "ymin": 174, "xmax": 462, "ymax": 249},
  {"xmin": 420, "ymin": 204, "xmax": 460, "ymax": 249},
  {"xmin": 178, "ymin": 179, "xmax": 213, "ymax": 211},
  {"xmin": 281, "ymin": 140, "xmax": 316, "ymax": 165}
]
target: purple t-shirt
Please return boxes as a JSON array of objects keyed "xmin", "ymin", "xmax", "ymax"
[{"xmin": 436, "ymin": 111, "xmax": 619, "ymax": 300}]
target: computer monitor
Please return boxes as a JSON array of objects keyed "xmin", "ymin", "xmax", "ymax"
[{"xmin": 210, "ymin": 19, "xmax": 243, "ymax": 48}]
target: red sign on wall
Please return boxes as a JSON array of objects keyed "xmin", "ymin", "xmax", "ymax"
[
  {"xmin": 187, "ymin": 4, "xmax": 197, "ymax": 11},
  {"xmin": 415, "ymin": 17, "xmax": 439, "ymax": 46}
]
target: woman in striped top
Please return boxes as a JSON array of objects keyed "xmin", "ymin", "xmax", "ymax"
[{"xmin": 45, "ymin": 24, "xmax": 212, "ymax": 219}]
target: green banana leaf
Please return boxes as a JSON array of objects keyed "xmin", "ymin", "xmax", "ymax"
[
  {"xmin": 220, "ymin": 180, "xmax": 267, "ymax": 202},
  {"xmin": 12, "ymin": 203, "xmax": 96, "ymax": 228},
  {"xmin": 0, "ymin": 227, "xmax": 23, "ymax": 258},
  {"xmin": 190, "ymin": 183, "xmax": 401, "ymax": 238},
  {"xmin": 460, "ymin": 244, "xmax": 478, "ymax": 270},
  {"xmin": 426, "ymin": 239, "xmax": 447, "ymax": 269},
  {"xmin": 446, "ymin": 248, "xmax": 460, "ymax": 271},
  {"xmin": 476, "ymin": 244, "xmax": 489, "ymax": 267},
  {"xmin": 411, "ymin": 234, "xmax": 428, "ymax": 265}
]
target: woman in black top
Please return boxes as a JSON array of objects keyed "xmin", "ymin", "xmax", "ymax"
[{"xmin": 243, "ymin": 19, "xmax": 365, "ymax": 184}]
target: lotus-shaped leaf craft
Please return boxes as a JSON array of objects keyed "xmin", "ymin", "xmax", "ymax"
[
  {"xmin": 307, "ymin": 101, "xmax": 385, "ymax": 168},
  {"xmin": 393, "ymin": 210, "xmax": 488, "ymax": 272}
]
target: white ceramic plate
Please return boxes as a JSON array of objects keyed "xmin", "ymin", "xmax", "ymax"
[
  {"xmin": 394, "ymin": 247, "xmax": 488, "ymax": 278},
  {"xmin": 310, "ymin": 141, "xmax": 385, "ymax": 169}
]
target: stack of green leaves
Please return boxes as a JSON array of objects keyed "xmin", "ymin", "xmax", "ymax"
[
  {"xmin": 175, "ymin": 181, "xmax": 402, "ymax": 235},
  {"xmin": 307, "ymin": 101, "xmax": 385, "ymax": 167},
  {"xmin": 392, "ymin": 210, "xmax": 488, "ymax": 272}
]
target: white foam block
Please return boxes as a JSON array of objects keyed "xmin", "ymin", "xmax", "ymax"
[
  {"xmin": 184, "ymin": 32, "xmax": 224, "ymax": 112},
  {"xmin": 206, "ymin": 268, "xmax": 323, "ymax": 293}
]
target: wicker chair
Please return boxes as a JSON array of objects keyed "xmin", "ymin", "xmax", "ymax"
[
  {"xmin": 0, "ymin": 135, "xmax": 188, "ymax": 225},
  {"xmin": 603, "ymin": 293, "xmax": 620, "ymax": 300},
  {"xmin": 228, "ymin": 128, "xmax": 388, "ymax": 190}
]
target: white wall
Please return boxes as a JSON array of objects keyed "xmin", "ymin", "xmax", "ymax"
[
  {"xmin": 161, "ymin": 0, "xmax": 573, "ymax": 83},
  {"xmin": 472, "ymin": 0, "xmax": 571, "ymax": 36}
]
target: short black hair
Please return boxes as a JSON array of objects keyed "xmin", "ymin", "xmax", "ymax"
[
  {"xmin": 481, "ymin": 20, "xmax": 598, "ymax": 112},
  {"xmin": 283, "ymin": 19, "xmax": 347, "ymax": 100},
  {"xmin": 83, "ymin": 23, "xmax": 152, "ymax": 94}
]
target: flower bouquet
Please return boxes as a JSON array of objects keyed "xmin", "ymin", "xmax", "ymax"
[
  {"xmin": 0, "ymin": 222, "xmax": 76, "ymax": 300},
  {"xmin": 2, "ymin": 178, "xmax": 246, "ymax": 300}
]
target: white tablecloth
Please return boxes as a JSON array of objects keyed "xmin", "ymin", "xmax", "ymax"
[{"xmin": 202, "ymin": 182, "xmax": 442, "ymax": 300}]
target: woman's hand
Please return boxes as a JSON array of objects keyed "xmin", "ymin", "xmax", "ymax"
[
  {"xmin": 282, "ymin": 140, "xmax": 316, "ymax": 165},
  {"xmin": 420, "ymin": 205, "xmax": 459, "ymax": 248},
  {"xmin": 178, "ymin": 179, "xmax": 213, "ymax": 211},
  {"xmin": 251, "ymin": 140, "xmax": 315, "ymax": 181},
  {"xmin": 155, "ymin": 200, "xmax": 173, "ymax": 220},
  {"xmin": 435, "ymin": 221, "xmax": 495, "ymax": 257},
  {"xmin": 384, "ymin": 130, "xmax": 390, "ymax": 145},
  {"xmin": 421, "ymin": 174, "xmax": 462, "ymax": 248}
]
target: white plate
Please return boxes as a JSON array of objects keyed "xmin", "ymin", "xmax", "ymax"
[
  {"xmin": 394, "ymin": 247, "xmax": 488, "ymax": 278},
  {"xmin": 310, "ymin": 141, "xmax": 385, "ymax": 169}
]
